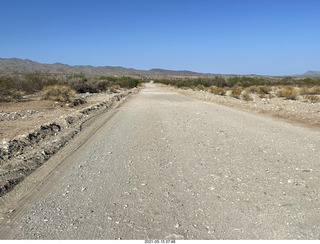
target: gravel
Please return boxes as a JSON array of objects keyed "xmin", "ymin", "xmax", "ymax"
[{"xmin": 0, "ymin": 83, "xmax": 319, "ymax": 239}]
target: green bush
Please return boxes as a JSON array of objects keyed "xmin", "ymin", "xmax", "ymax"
[{"xmin": 66, "ymin": 73, "xmax": 85, "ymax": 80}]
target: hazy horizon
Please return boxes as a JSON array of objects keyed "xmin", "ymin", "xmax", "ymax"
[{"xmin": 1, "ymin": 0, "xmax": 319, "ymax": 76}]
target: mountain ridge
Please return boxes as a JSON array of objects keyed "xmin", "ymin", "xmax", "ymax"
[
  {"xmin": 1, "ymin": 58, "xmax": 319, "ymax": 77},
  {"xmin": 0, "ymin": 58, "xmax": 200, "ymax": 76}
]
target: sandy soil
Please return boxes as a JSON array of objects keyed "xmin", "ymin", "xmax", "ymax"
[
  {"xmin": 0, "ymin": 88, "xmax": 139, "ymax": 197},
  {"xmin": 0, "ymin": 92, "xmax": 125, "ymax": 141}
]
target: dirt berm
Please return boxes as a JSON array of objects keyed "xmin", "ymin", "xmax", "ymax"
[{"xmin": 0, "ymin": 88, "xmax": 140, "ymax": 197}]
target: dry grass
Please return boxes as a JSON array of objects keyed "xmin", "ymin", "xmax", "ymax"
[
  {"xmin": 259, "ymin": 85, "xmax": 272, "ymax": 94},
  {"xmin": 42, "ymin": 85, "xmax": 76, "ymax": 103},
  {"xmin": 300, "ymin": 86, "xmax": 320, "ymax": 95},
  {"xmin": 108, "ymin": 84, "xmax": 121, "ymax": 92},
  {"xmin": 311, "ymin": 86, "xmax": 320, "ymax": 95},
  {"xmin": 209, "ymin": 86, "xmax": 226, "ymax": 96},
  {"xmin": 192, "ymin": 85, "xmax": 206, "ymax": 91},
  {"xmin": 276, "ymin": 86, "xmax": 298, "ymax": 100},
  {"xmin": 242, "ymin": 92, "xmax": 253, "ymax": 101},
  {"xmin": 230, "ymin": 86, "xmax": 243, "ymax": 99},
  {"xmin": 246, "ymin": 86, "xmax": 260, "ymax": 94},
  {"xmin": 258, "ymin": 91, "xmax": 267, "ymax": 99},
  {"xmin": 304, "ymin": 95, "xmax": 320, "ymax": 103}
]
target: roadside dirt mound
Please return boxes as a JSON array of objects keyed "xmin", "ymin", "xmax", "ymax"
[{"xmin": 0, "ymin": 88, "xmax": 139, "ymax": 196}]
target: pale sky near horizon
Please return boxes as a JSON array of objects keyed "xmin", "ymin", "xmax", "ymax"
[{"xmin": 1, "ymin": 0, "xmax": 319, "ymax": 75}]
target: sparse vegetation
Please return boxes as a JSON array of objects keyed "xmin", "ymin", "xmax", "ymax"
[
  {"xmin": 242, "ymin": 92, "xmax": 253, "ymax": 101},
  {"xmin": 209, "ymin": 86, "xmax": 226, "ymax": 96},
  {"xmin": 42, "ymin": 85, "xmax": 76, "ymax": 102},
  {"xmin": 155, "ymin": 75, "xmax": 320, "ymax": 89},
  {"xmin": 1, "ymin": 71, "xmax": 320, "ymax": 104},
  {"xmin": 230, "ymin": 86, "xmax": 243, "ymax": 99},
  {"xmin": 304, "ymin": 95, "xmax": 320, "ymax": 103},
  {"xmin": 0, "ymin": 72, "xmax": 144, "ymax": 102},
  {"xmin": 155, "ymin": 76, "xmax": 227, "ymax": 88},
  {"xmin": 276, "ymin": 86, "xmax": 298, "ymax": 100},
  {"xmin": 246, "ymin": 85, "xmax": 260, "ymax": 94},
  {"xmin": 154, "ymin": 75, "xmax": 320, "ymax": 104},
  {"xmin": 259, "ymin": 85, "xmax": 272, "ymax": 94}
]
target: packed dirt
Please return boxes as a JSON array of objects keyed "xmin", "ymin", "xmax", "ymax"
[
  {"xmin": 1, "ymin": 83, "xmax": 319, "ymax": 239},
  {"xmin": 0, "ymin": 88, "xmax": 140, "ymax": 197},
  {"xmin": 158, "ymin": 84, "xmax": 320, "ymax": 129}
]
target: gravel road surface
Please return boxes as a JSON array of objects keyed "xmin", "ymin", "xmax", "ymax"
[{"xmin": 1, "ymin": 83, "xmax": 319, "ymax": 239}]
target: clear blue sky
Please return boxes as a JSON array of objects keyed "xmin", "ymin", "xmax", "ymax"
[{"xmin": 1, "ymin": 0, "xmax": 319, "ymax": 75}]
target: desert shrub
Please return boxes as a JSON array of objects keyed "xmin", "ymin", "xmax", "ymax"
[
  {"xmin": 209, "ymin": 76, "xmax": 227, "ymax": 87},
  {"xmin": 10, "ymin": 90, "xmax": 25, "ymax": 100},
  {"xmin": 155, "ymin": 76, "xmax": 227, "ymax": 88},
  {"xmin": 189, "ymin": 77, "xmax": 226, "ymax": 88},
  {"xmin": 193, "ymin": 85, "xmax": 205, "ymax": 91},
  {"xmin": 299, "ymin": 86, "xmax": 311, "ymax": 95},
  {"xmin": 24, "ymin": 72, "xmax": 44, "ymax": 92},
  {"xmin": 299, "ymin": 86, "xmax": 320, "ymax": 95},
  {"xmin": 296, "ymin": 78, "xmax": 320, "ymax": 87},
  {"xmin": 68, "ymin": 75, "xmax": 142, "ymax": 93},
  {"xmin": 116, "ymin": 77, "xmax": 142, "ymax": 88},
  {"xmin": 0, "ymin": 88, "xmax": 25, "ymax": 102},
  {"xmin": 242, "ymin": 92, "xmax": 253, "ymax": 101},
  {"xmin": 275, "ymin": 77, "xmax": 320, "ymax": 87},
  {"xmin": 66, "ymin": 73, "xmax": 85, "ymax": 80},
  {"xmin": 259, "ymin": 85, "xmax": 272, "ymax": 94},
  {"xmin": 99, "ymin": 76, "xmax": 142, "ymax": 88},
  {"xmin": 305, "ymin": 95, "xmax": 320, "ymax": 103},
  {"xmin": 310, "ymin": 86, "xmax": 320, "ymax": 95},
  {"xmin": 230, "ymin": 86, "xmax": 243, "ymax": 99},
  {"xmin": 68, "ymin": 78, "xmax": 99, "ymax": 93},
  {"xmin": 246, "ymin": 86, "xmax": 260, "ymax": 93},
  {"xmin": 209, "ymin": 86, "xmax": 226, "ymax": 95},
  {"xmin": 108, "ymin": 84, "xmax": 121, "ymax": 92},
  {"xmin": 42, "ymin": 85, "xmax": 76, "ymax": 102},
  {"xmin": 96, "ymin": 80, "xmax": 112, "ymax": 91},
  {"xmin": 276, "ymin": 77, "xmax": 295, "ymax": 86},
  {"xmin": 268, "ymin": 94, "xmax": 275, "ymax": 99},
  {"xmin": 227, "ymin": 76, "xmax": 271, "ymax": 87},
  {"xmin": 258, "ymin": 91, "xmax": 266, "ymax": 98},
  {"xmin": 277, "ymin": 86, "xmax": 298, "ymax": 100}
]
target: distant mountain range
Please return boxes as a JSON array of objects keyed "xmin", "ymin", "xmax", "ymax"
[
  {"xmin": 296, "ymin": 70, "xmax": 320, "ymax": 77},
  {"xmin": 0, "ymin": 58, "xmax": 319, "ymax": 77},
  {"xmin": 0, "ymin": 58, "xmax": 200, "ymax": 76}
]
